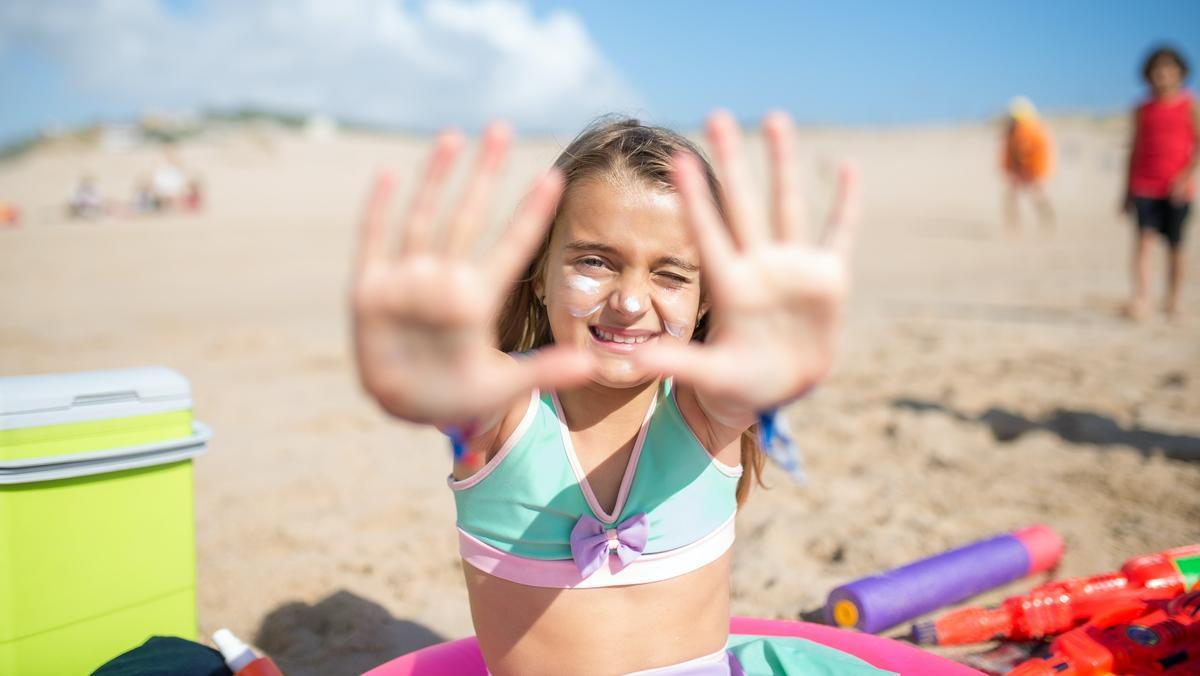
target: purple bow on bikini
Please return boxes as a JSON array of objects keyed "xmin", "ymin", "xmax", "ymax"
[{"xmin": 569, "ymin": 512, "xmax": 649, "ymax": 578}]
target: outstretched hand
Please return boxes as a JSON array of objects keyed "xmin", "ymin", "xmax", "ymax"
[
  {"xmin": 352, "ymin": 124, "xmax": 593, "ymax": 426},
  {"xmin": 633, "ymin": 111, "xmax": 859, "ymax": 422}
]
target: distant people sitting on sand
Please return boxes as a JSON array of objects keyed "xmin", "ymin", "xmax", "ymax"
[
  {"xmin": 133, "ymin": 149, "xmax": 205, "ymax": 215},
  {"xmin": 183, "ymin": 177, "xmax": 204, "ymax": 212},
  {"xmin": 68, "ymin": 175, "xmax": 105, "ymax": 219},
  {"xmin": 1002, "ymin": 96, "xmax": 1055, "ymax": 231},
  {"xmin": 133, "ymin": 177, "xmax": 161, "ymax": 214},
  {"xmin": 152, "ymin": 150, "xmax": 188, "ymax": 210},
  {"xmin": 1123, "ymin": 45, "xmax": 1197, "ymax": 321}
]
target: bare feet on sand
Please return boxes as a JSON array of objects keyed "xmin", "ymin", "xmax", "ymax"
[{"xmin": 1121, "ymin": 299, "xmax": 1150, "ymax": 321}]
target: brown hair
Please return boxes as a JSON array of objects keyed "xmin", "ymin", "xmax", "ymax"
[
  {"xmin": 1142, "ymin": 45, "xmax": 1190, "ymax": 82},
  {"xmin": 495, "ymin": 116, "xmax": 767, "ymax": 506}
]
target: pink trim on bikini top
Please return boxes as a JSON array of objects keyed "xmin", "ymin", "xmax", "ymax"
[
  {"xmin": 451, "ymin": 379, "xmax": 742, "ymax": 588},
  {"xmin": 457, "ymin": 512, "xmax": 736, "ymax": 589},
  {"xmin": 552, "ymin": 389, "xmax": 654, "ymax": 524}
]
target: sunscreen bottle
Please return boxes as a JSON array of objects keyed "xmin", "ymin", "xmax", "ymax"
[{"xmin": 213, "ymin": 628, "xmax": 284, "ymax": 676}]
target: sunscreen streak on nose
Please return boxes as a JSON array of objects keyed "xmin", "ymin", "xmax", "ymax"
[{"xmin": 622, "ymin": 296, "xmax": 642, "ymax": 313}]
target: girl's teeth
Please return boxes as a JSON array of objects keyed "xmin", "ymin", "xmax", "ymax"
[{"xmin": 595, "ymin": 328, "xmax": 649, "ymax": 344}]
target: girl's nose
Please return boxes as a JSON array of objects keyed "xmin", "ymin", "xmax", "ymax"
[
  {"xmin": 610, "ymin": 279, "xmax": 649, "ymax": 317},
  {"xmin": 618, "ymin": 293, "xmax": 645, "ymax": 314}
]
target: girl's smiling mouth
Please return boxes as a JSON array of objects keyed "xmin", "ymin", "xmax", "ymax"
[{"xmin": 589, "ymin": 325, "xmax": 659, "ymax": 351}]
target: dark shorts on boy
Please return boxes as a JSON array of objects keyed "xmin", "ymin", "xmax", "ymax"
[{"xmin": 1133, "ymin": 197, "xmax": 1190, "ymax": 249}]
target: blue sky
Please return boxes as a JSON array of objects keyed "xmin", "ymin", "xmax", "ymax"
[
  {"xmin": 532, "ymin": 1, "xmax": 1200, "ymax": 126},
  {"xmin": 1, "ymin": 1, "xmax": 1198, "ymax": 145}
]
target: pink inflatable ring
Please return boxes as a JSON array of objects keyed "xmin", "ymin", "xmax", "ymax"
[{"xmin": 364, "ymin": 617, "xmax": 981, "ymax": 675}]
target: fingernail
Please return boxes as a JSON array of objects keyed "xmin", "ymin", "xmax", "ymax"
[
  {"xmin": 437, "ymin": 129, "xmax": 464, "ymax": 148},
  {"xmin": 487, "ymin": 121, "xmax": 513, "ymax": 141},
  {"xmin": 763, "ymin": 110, "xmax": 790, "ymax": 131}
]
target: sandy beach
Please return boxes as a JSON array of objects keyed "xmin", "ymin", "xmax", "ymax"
[{"xmin": 2, "ymin": 118, "xmax": 1198, "ymax": 674}]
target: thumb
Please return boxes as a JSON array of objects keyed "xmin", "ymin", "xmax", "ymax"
[
  {"xmin": 514, "ymin": 346, "xmax": 596, "ymax": 392},
  {"xmin": 631, "ymin": 343, "xmax": 726, "ymax": 393}
]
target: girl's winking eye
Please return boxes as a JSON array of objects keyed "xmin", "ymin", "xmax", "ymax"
[{"xmin": 655, "ymin": 270, "xmax": 692, "ymax": 287}]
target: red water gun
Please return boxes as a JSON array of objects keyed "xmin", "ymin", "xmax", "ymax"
[
  {"xmin": 1008, "ymin": 590, "xmax": 1200, "ymax": 675},
  {"xmin": 913, "ymin": 544, "xmax": 1200, "ymax": 645}
]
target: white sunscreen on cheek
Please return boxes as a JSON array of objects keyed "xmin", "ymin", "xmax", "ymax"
[
  {"xmin": 652, "ymin": 287, "xmax": 693, "ymax": 338},
  {"xmin": 568, "ymin": 275, "xmax": 601, "ymax": 294},
  {"xmin": 664, "ymin": 320, "xmax": 688, "ymax": 338},
  {"xmin": 565, "ymin": 275, "xmax": 605, "ymax": 318}
]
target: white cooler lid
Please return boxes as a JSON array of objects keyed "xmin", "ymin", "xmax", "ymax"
[
  {"xmin": 0, "ymin": 366, "xmax": 192, "ymax": 430},
  {"xmin": 0, "ymin": 421, "xmax": 210, "ymax": 483}
]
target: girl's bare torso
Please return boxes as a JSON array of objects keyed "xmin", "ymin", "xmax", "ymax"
[{"xmin": 464, "ymin": 551, "xmax": 731, "ymax": 675}]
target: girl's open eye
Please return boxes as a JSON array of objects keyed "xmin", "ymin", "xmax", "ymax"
[{"xmin": 575, "ymin": 256, "xmax": 610, "ymax": 271}]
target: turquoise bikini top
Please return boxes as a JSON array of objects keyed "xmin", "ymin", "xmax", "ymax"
[{"xmin": 448, "ymin": 378, "xmax": 742, "ymax": 588}]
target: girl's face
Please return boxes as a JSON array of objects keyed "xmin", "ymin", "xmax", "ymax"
[
  {"xmin": 537, "ymin": 178, "xmax": 706, "ymax": 389},
  {"xmin": 1149, "ymin": 60, "xmax": 1184, "ymax": 95}
]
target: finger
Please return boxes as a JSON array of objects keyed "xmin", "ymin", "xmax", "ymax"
[
  {"xmin": 671, "ymin": 152, "xmax": 736, "ymax": 291},
  {"xmin": 631, "ymin": 342, "xmax": 731, "ymax": 394},
  {"xmin": 821, "ymin": 161, "xmax": 859, "ymax": 259},
  {"xmin": 487, "ymin": 169, "xmax": 564, "ymax": 287},
  {"xmin": 512, "ymin": 345, "xmax": 596, "ymax": 392},
  {"xmin": 763, "ymin": 111, "xmax": 805, "ymax": 243},
  {"xmin": 706, "ymin": 110, "xmax": 768, "ymax": 250},
  {"xmin": 400, "ymin": 130, "xmax": 464, "ymax": 255},
  {"xmin": 358, "ymin": 170, "xmax": 395, "ymax": 269},
  {"xmin": 445, "ymin": 122, "xmax": 511, "ymax": 258}
]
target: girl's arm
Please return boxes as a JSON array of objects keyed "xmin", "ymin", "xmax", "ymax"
[
  {"xmin": 352, "ymin": 124, "xmax": 593, "ymax": 449},
  {"xmin": 634, "ymin": 111, "xmax": 858, "ymax": 444},
  {"xmin": 1169, "ymin": 102, "xmax": 1200, "ymax": 204},
  {"xmin": 1123, "ymin": 110, "xmax": 1139, "ymax": 212}
]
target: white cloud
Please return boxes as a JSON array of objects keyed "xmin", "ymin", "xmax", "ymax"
[{"xmin": 0, "ymin": 0, "xmax": 642, "ymax": 131}]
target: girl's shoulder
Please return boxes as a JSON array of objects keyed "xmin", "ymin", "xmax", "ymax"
[
  {"xmin": 1138, "ymin": 91, "xmax": 1196, "ymax": 111},
  {"xmin": 450, "ymin": 387, "xmax": 545, "ymax": 484},
  {"xmin": 669, "ymin": 381, "xmax": 746, "ymax": 469}
]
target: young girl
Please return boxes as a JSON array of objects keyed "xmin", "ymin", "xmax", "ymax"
[
  {"xmin": 351, "ymin": 112, "xmax": 882, "ymax": 675},
  {"xmin": 1123, "ymin": 46, "xmax": 1197, "ymax": 320}
]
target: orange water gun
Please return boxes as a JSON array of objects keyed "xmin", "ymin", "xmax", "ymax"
[
  {"xmin": 1008, "ymin": 590, "xmax": 1200, "ymax": 675},
  {"xmin": 912, "ymin": 544, "xmax": 1200, "ymax": 646}
]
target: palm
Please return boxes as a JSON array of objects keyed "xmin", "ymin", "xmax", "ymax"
[
  {"xmin": 356, "ymin": 258, "xmax": 496, "ymax": 409},
  {"xmin": 705, "ymin": 246, "xmax": 846, "ymax": 401},
  {"xmin": 352, "ymin": 125, "xmax": 592, "ymax": 424},
  {"xmin": 635, "ymin": 112, "xmax": 858, "ymax": 412}
]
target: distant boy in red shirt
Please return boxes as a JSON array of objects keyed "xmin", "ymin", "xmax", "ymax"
[{"xmin": 1123, "ymin": 46, "xmax": 1198, "ymax": 320}]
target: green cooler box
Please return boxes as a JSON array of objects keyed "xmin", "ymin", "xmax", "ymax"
[{"xmin": 0, "ymin": 367, "xmax": 209, "ymax": 675}]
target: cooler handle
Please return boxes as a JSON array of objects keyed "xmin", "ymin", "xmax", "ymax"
[{"xmin": 72, "ymin": 390, "xmax": 140, "ymax": 406}]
